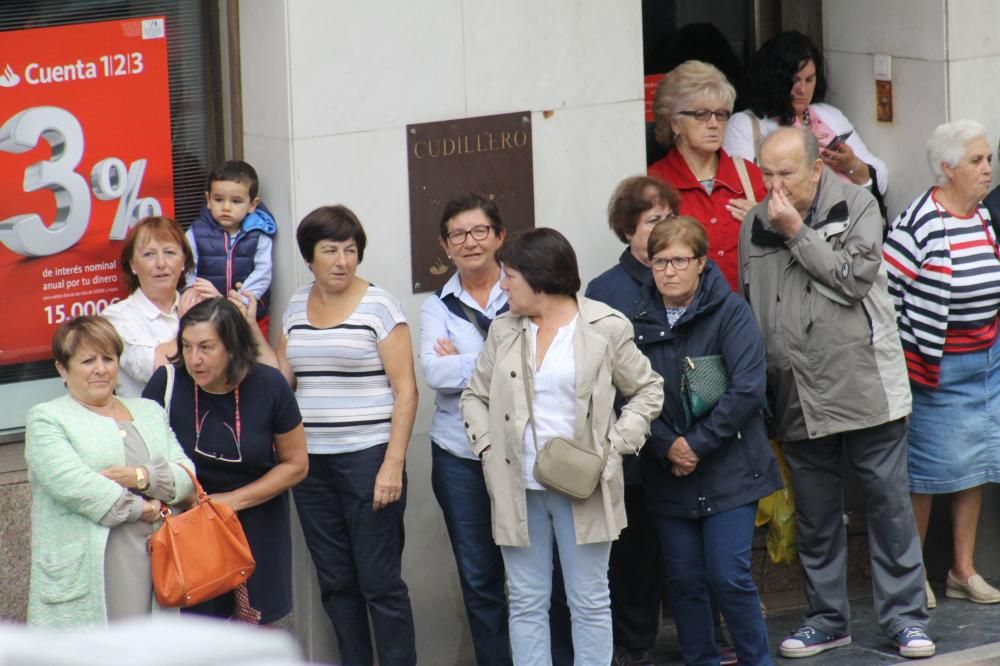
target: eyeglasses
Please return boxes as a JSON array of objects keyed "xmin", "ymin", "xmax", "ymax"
[
  {"xmin": 193, "ymin": 410, "xmax": 243, "ymax": 463},
  {"xmin": 678, "ymin": 109, "xmax": 732, "ymax": 123},
  {"xmin": 193, "ymin": 386, "xmax": 243, "ymax": 463},
  {"xmin": 640, "ymin": 212, "xmax": 677, "ymax": 227},
  {"xmin": 651, "ymin": 255, "xmax": 697, "ymax": 271},
  {"xmin": 446, "ymin": 225, "xmax": 492, "ymax": 245}
]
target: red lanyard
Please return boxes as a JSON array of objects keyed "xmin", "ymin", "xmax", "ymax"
[{"xmin": 194, "ymin": 384, "xmax": 241, "ymax": 445}]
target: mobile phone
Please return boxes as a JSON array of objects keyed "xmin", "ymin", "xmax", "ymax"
[{"xmin": 826, "ymin": 130, "xmax": 853, "ymax": 150}]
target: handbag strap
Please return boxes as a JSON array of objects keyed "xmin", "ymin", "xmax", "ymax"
[
  {"xmin": 519, "ymin": 330, "xmax": 543, "ymax": 454},
  {"xmin": 518, "ymin": 326, "xmax": 609, "ymax": 464},
  {"xmin": 163, "ymin": 363, "xmax": 176, "ymax": 412},
  {"xmin": 733, "ymin": 157, "xmax": 756, "ymax": 204},
  {"xmin": 743, "ymin": 110, "xmax": 762, "ymax": 161},
  {"xmin": 162, "ymin": 464, "xmax": 207, "ymax": 518}
]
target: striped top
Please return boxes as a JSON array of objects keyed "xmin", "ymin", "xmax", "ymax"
[
  {"xmin": 282, "ymin": 283, "xmax": 407, "ymax": 454},
  {"xmin": 884, "ymin": 189, "xmax": 1000, "ymax": 387}
]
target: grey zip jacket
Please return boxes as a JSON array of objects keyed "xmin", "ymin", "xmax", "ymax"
[{"xmin": 738, "ymin": 167, "xmax": 911, "ymax": 442}]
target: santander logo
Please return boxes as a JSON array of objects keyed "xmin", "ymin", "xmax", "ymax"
[{"xmin": 0, "ymin": 64, "xmax": 20, "ymax": 87}]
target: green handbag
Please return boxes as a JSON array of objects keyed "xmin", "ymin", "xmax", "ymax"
[{"xmin": 680, "ymin": 354, "xmax": 730, "ymax": 427}]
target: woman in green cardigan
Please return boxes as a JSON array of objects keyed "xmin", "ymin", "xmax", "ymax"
[{"xmin": 25, "ymin": 316, "xmax": 195, "ymax": 628}]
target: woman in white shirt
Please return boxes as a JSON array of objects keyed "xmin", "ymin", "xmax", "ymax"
[
  {"xmin": 722, "ymin": 30, "xmax": 888, "ymax": 216},
  {"xmin": 102, "ymin": 216, "xmax": 220, "ymax": 397},
  {"xmin": 461, "ymin": 228, "xmax": 663, "ymax": 666}
]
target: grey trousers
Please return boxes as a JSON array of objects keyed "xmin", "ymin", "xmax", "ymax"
[{"xmin": 782, "ymin": 418, "xmax": 929, "ymax": 637}]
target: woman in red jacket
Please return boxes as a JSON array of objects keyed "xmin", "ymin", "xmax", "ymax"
[{"xmin": 648, "ymin": 60, "xmax": 765, "ymax": 291}]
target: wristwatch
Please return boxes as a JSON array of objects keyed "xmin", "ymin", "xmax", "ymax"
[{"xmin": 135, "ymin": 466, "xmax": 150, "ymax": 492}]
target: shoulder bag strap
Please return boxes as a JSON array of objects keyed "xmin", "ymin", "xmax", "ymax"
[
  {"xmin": 733, "ymin": 157, "xmax": 756, "ymax": 204},
  {"xmin": 163, "ymin": 363, "xmax": 176, "ymax": 412},
  {"xmin": 520, "ymin": 330, "xmax": 542, "ymax": 453},
  {"xmin": 520, "ymin": 325, "xmax": 609, "ymax": 464},
  {"xmin": 742, "ymin": 110, "xmax": 762, "ymax": 161}
]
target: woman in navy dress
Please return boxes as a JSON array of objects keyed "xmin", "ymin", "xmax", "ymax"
[{"xmin": 144, "ymin": 296, "xmax": 308, "ymax": 623}]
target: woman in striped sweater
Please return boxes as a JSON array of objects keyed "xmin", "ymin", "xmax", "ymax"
[
  {"xmin": 884, "ymin": 120, "xmax": 1000, "ymax": 609},
  {"xmin": 277, "ymin": 205, "xmax": 419, "ymax": 664}
]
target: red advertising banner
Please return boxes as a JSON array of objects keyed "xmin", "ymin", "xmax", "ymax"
[{"xmin": 0, "ymin": 16, "xmax": 173, "ymax": 364}]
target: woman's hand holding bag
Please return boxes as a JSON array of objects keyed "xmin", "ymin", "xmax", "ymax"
[{"xmin": 148, "ymin": 465, "xmax": 255, "ymax": 608}]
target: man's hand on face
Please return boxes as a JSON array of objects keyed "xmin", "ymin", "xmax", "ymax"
[{"xmin": 767, "ymin": 185, "xmax": 804, "ymax": 238}]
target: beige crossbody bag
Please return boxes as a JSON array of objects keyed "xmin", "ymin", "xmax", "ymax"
[{"xmin": 520, "ymin": 330, "xmax": 606, "ymax": 500}]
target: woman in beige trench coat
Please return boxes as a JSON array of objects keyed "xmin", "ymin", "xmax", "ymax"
[{"xmin": 460, "ymin": 228, "xmax": 663, "ymax": 665}]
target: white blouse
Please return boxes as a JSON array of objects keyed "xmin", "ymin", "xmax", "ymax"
[
  {"xmin": 521, "ymin": 317, "xmax": 578, "ymax": 490},
  {"xmin": 102, "ymin": 289, "xmax": 180, "ymax": 398}
]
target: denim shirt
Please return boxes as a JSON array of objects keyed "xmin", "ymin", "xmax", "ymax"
[{"xmin": 420, "ymin": 271, "xmax": 507, "ymax": 460}]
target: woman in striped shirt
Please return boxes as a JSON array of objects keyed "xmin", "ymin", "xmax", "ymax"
[
  {"xmin": 884, "ymin": 120, "xmax": 1000, "ymax": 609},
  {"xmin": 277, "ymin": 205, "xmax": 418, "ymax": 665}
]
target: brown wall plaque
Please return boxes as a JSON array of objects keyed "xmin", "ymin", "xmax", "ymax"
[{"xmin": 407, "ymin": 112, "xmax": 534, "ymax": 293}]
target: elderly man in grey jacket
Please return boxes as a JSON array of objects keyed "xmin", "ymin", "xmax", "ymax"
[{"xmin": 738, "ymin": 127, "xmax": 932, "ymax": 660}]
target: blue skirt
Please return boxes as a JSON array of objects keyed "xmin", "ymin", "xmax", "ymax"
[{"xmin": 907, "ymin": 333, "xmax": 1000, "ymax": 494}]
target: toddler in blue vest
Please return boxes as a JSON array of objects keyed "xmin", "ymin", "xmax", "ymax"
[{"xmin": 185, "ymin": 160, "xmax": 276, "ymax": 336}]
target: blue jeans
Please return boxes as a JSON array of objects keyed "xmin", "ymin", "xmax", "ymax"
[
  {"xmin": 501, "ymin": 489, "xmax": 612, "ymax": 666},
  {"xmin": 432, "ymin": 444, "xmax": 574, "ymax": 666},
  {"xmin": 293, "ymin": 446, "xmax": 416, "ymax": 666},
  {"xmin": 654, "ymin": 502, "xmax": 772, "ymax": 666},
  {"xmin": 432, "ymin": 444, "xmax": 512, "ymax": 666}
]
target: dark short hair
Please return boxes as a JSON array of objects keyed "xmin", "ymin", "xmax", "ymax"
[
  {"xmin": 498, "ymin": 227, "xmax": 580, "ymax": 296},
  {"xmin": 297, "ymin": 205, "xmax": 367, "ymax": 263},
  {"xmin": 438, "ymin": 193, "xmax": 504, "ymax": 239},
  {"xmin": 608, "ymin": 176, "xmax": 680, "ymax": 243},
  {"xmin": 207, "ymin": 160, "xmax": 259, "ymax": 199},
  {"xmin": 647, "ymin": 215, "xmax": 709, "ymax": 260},
  {"xmin": 52, "ymin": 316, "xmax": 123, "ymax": 368},
  {"xmin": 172, "ymin": 298, "xmax": 257, "ymax": 385},
  {"xmin": 120, "ymin": 216, "xmax": 195, "ymax": 293},
  {"xmin": 747, "ymin": 31, "xmax": 827, "ymax": 125}
]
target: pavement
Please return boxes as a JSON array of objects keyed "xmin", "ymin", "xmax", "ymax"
[{"xmin": 650, "ymin": 577, "xmax": 1000, "ymax": 665}]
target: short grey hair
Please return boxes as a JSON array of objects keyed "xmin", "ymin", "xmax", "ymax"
[
  {"xmin": 653, "ymin": 60, "xmax": 737, "ymax": 150},
  {"xmin": 927, "ymin": 120, "xmax": 988, "ymax": 186},
  {"xmin": 760, "ymin": 126, "xmax": 820, "ymax": 166}
]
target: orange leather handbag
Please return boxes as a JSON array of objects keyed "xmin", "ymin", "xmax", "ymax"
[{"xmin": 148, "ymin": 465, "xmax": 256, "ymax": 608}]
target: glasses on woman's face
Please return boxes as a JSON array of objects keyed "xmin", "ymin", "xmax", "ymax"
[
  {"xmin": 447, "ymin": 224, "xmax": 492, "ymax": 245},
  {"xmin": 678, "ymin": 109, "xmax": 732, "ymax": 123},
  {"xmin": 651, "ymin": 255, "xmax": 696, "ymax": 272}
]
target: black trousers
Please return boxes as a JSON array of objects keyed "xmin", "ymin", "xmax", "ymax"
[
  {"xmin": 609, "ymin": 483, "xmax": 664, "ymax": 649},
  {"xmin": 294, "ymin": 445, "xmax": 416, "ymax": 666}
]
